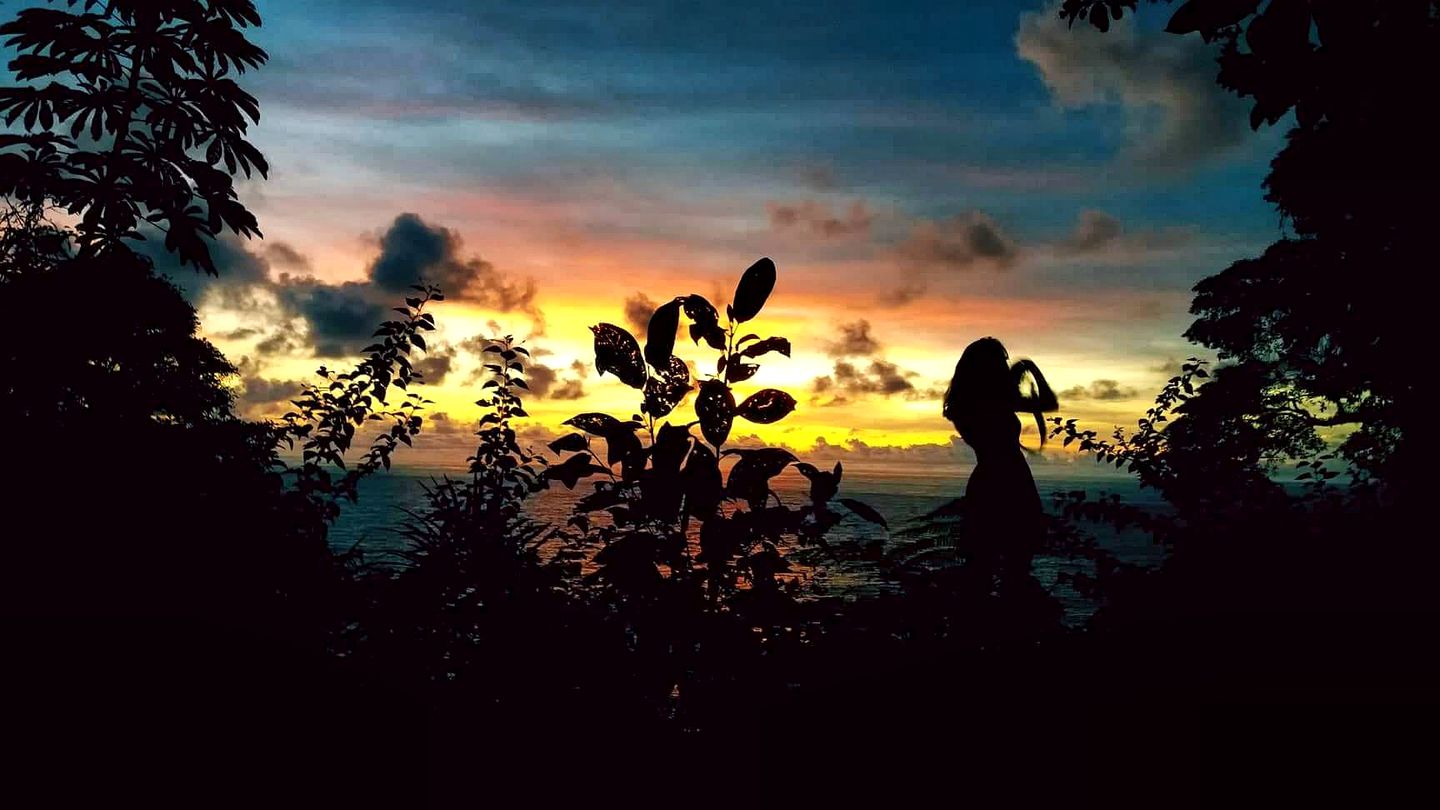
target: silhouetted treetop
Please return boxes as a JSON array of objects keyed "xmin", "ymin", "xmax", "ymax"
[
  {"xmin": 1061, "ymin": 0, "xmax": 1437, "ymax": 491},
  {"xmin": 0, "ymin": 0, "xmax": 267, "ymax": 273}
]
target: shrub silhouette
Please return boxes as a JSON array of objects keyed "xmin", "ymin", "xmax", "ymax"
[{"xmin": 547, "ymin": 258, "xmax": 885, "ymax": 605}]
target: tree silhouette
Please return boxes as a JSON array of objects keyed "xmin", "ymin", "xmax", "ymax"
[
  {"xmin": 1059, "ymin": 0, "xmax": 1438, "ymax": 498},
  {"xmin": 0, "ymin": 0, "xmax": 267, "ymax": 273}
]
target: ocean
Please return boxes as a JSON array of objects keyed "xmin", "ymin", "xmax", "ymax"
[{"xmin": 328, "ymin": 456, "xmax": 1172, "ymax": 603}]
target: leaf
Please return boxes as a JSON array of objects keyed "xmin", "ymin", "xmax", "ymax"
[
  {"xmin": 683, "ymin": 294, "xmax": 727, "ymax": 350},
  {"xmin": 794, "ymin": 461, "xmax": 839, "ymax": 503},
  {"xmin": 1089, "ymin": 3, "xmax": 1109, "ymax": 32},
  {"xmin": 839, "ymin": 498, "xmax": 888, "ymax": 528},
  {"xmin": 724, "ymin": 447, "xmax": 797, "ymax": 506},
  {"xmin": 546, "ymin": 453, "xmax": 609, "ymax": 489},
  {"xmin": 590, "ymin": 323, "xmax": 647, "ymax": 389},
  {"xmin": 682, "ymin": 442, "xmax": 723, "ymax": 519},
  {"xmin": 644, "ymin": 297, "xmax": 682, "ymax": 369},
  {"xmin": 1165, "ymin": 0, "xmax": 1261, "ymax": 35},
  {"xmin": 564, "ymin": 413, "xmax": 641, "ymax": 436},
  {"xmin": 736, "ymin": 389, "xmax": 796, "ymax": 424},
  {"xmin": 730, "ymin": 257, "xmax": 776, "ymax": 323},
  {"xmin": 650, "ymin": 422, "xmax": 693, "ymax": 475},
  {"xmin": 695, "ymin": 380, "xmax": 735, "ymax": 447},
  {"xmin": 725, "ymin": 360, "xmax": 759, "ymax": 384},
  {"xmin": 642, "ymin": 355, "xmax": 692, "ymax": 418},
  {"xmin": 681, "ymin": 294, "xmax": 719, "ymax": 328},
  {"xmin": 690, "ymin": 322, "xmax": 727, "ymax": 351},
  {"xmin": 603, "ymin": 426, "xmax": 643, "ymax": 467},
  {"xmin": 548, "ymin": 433, "xmax": 588, "ymax": 453},
  {"xmin": 739, "ymin": 337, "xmax": 791, "ymax": 359}
]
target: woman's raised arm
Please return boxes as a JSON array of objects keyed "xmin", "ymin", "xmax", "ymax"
[{"xmin": 1011, "ymin": 359, "xmax": 1059, "ymax": 413}]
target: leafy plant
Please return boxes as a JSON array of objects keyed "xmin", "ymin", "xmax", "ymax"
[
  {"xmin": 1056, "ymin": 0, "xmax": 1436, "ymax": 499},
  {"xmin": 0, "ymin": 0, "xmax": 268, "ymax": 272},
  {"xmin": 277, "ymin": 284, "xmax": 444, "ymax": 526},
  {"xmin": 546, "ymin": 257, "xmax": 886, "ymax": 607}
]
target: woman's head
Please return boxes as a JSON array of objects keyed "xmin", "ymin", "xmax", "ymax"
[{"xmin": 942, "ymin": 337, "xmax": 1011, "ymax": 426}]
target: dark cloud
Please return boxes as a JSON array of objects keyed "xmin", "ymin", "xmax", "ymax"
[
  {"xmin": 1054, "ymin": 209, "xmax": 1192, "ymax": 259},
  {"xmin": 526, "ymin": 362, "xmax": 558, "ymax": 396},
  {"xmin": 623, "ymin": 292, "xmax": 661, "ymax": 336},
  {"xmin": 549, "ymin": 378, "xmax": 586, "ymax": 400},
  {"xmin": 797, "ymin": 164, "xmax": 838, "ymax": 191},
  {"xmin": 517, "ymin": 356, "xmax": 588, "ymax": 399},
  {"xmin": 896, "ymin": 211, "xmax": 1017, "ymax": 270},
  {"xmin": 137, "ymin": 232, "xmax": 271, "ymax": 307},
  {"xmin": 879, "ymin": 280, "xmax": 928, "ymax": 308},
  {"xmin": 455, "ymin": 336, "xmax": 584, "ymax": 399},
  {"xmin": 1149, "ymin": 357, "xmax": 1184, "ymax": 377},
  {"xmin": 1016, "ymin": 1, "xmax": 1252, "ymax": 169},
  {"xmin": 264, "ymin": 241, "xmax": 312, "ymax": 272},
  {"xmin": 146, "ymin": 213, "xmax": 548, "ymax": 358},
  {"xmin": 825, "ymin": 319, "xmax": 882, "ymax": 358},
  {"xmin": 768, "ymin": 199, "xmax": 872, "ymax": 238},
  {"xmin": 414, "ymin": 344, "xmax": 458, "ymax": 384},
  {"xmin": 884, "ymin": 211, "xmax": 1017, "ymax": 304},
  {"xmin": 1065, "ymin": 209, "xmax": 1123, "ymax": 253},
  {"xmin": 216, "ymin": 327, "xmax": 262, "ymax": 341},
  {"xmin": 237, "ymin": 375, "xmax": 305, "ymax": 416},
  {"xmin": 527, "ymin": 359, "xmax": 587, "ymax": 399},
  {"xmin": 367, "ymin": 213, "xmax": 541, "ymax": 331},
  {"xmin": 275, "ymin": 280, "xmax": 390, "ymax": 358},
  {"xmin": 254, "ymin": 322, "xmax": 306, "ymax": 357},
  {"xmin": 424, "ymin": 411, "xmax": 471, "ymax": 437},
  {"xmin": 1060, "ymin": 379, "xmax": 1138, "ymax": 401},
  {"xmin": 811, "ymin": 359, "xmax": 918, "ymax": 405}
]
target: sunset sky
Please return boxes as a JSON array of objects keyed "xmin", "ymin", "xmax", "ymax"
[{"xmin": 90, "ymin": 0, "xmax": 1284, "ymax": 458}]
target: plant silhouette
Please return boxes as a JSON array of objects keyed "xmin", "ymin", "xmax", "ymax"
[
  {"xmin": 0, "ymin": 0, "xmax": 268, "ymax": 273},
  {"xmin": 1058, "ymin": 0, "xmax": 1435, "ymax": 503}
]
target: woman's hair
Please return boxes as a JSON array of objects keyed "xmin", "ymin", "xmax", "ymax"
[
  {"xmin": 942, "ymin": 336, "xmax": 1011, "ymax": 428},
  {"xmin": 943, "ymin": 337, "xmax": 1055, "ymax": 446}
]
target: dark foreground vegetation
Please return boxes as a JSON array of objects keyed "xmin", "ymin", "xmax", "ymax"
[{"xmin": 2, "ymin": 1, "xmax": 1437, "ymax": 805}]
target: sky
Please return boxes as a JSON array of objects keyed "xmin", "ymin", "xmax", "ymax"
[{"xmin": 9, "ymin": 0, "xmax": 1289, "ymax": 459}]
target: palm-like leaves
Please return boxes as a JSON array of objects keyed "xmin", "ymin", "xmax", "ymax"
[{"xmin": 0, "ymin": 0, "xmax": 268, "ymax": 274}]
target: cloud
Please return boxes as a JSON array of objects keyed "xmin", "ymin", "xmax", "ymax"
[
  {"xmin": 1060, "ymin": 379, "xmax": 1139, "ymax": 401},
  {"xmin": 424, "ymin": 411, "xmax": 470, "ymax": 436},
  {"xmin": 623, "ymin": 292, "xmax": 661, "ymax": 336},
  {"xmin": 526, "ymin": 357, "xmax": 587, "ymax": 399},
  {"xmin": 1055, "ymin": 209, "xmax": 1193, "ymax": 259},
  {"xmin": 236, "ymin": 375, "xmax": 305, "ymax": 417},
  {"xmin": 812, "ymin": 359, "xmax": 918, "ymax": 405},
  {"xmin": 796, "ymin": 164, "xmax": 838, "ymax": 191},
  {"xmin": 883, "ymin": 211, "xmax": 1017, "ymax": 304},
  {"xmin": 825, "ymin": 319, "xmax": 882, "ymax": 358},
  {"xmin": 152, "ymin": 213, "xmax": 547, "ymax": 358},
  {"xmin": 896, "ymin": 211, "xmax": 1017, "ymax": 271},
  {"xmin": 263, "ymin": 242, "xmax": 312, "ymax": 272},
  {"xmin": 274, "ymin": 279, "xmax": 390, "ymax": 358},
  {"xmin": 1016, "ymin": 0, "xmax": 1251, "ymax": 169},
  {"xmin": 768, "ymin": 199, "xmax": 872, "ymax": 238},
  {"xmin": 414, "ymin": 344, "xmax": 458, "ymax": 384},
  {"xmin": 456, "ymin": 336, "xmax": 585, "ymax": 399},
  {"xmin": 1149, "ymin": 357, "xmax": 1184, "ymax": 377},
  {"xmin": 138, "ymin": 232, "xmax": 270, "ymax": 308},
  {"xmin": 1065, "ymin": 209, "xmax": 1123, "ymax": 253},
  {"xmin": 367, "ymin": 213, "xmax": 543, "ymax": 332}
]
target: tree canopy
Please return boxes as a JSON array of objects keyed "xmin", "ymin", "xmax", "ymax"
[
  {"xmin": 0, "ymin": 0, "xmax": 268, "ymax": 273},
  {"xmin": 1061, "ymin": 0, "xmax": 1438, "ymax": 493}
]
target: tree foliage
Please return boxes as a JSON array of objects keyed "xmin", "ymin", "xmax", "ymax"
[
  {"xmin": 1057, "ymin": 0, "xmax": 1437, "ymax": 495},
  {"xmin": 0, "ymin": 0, "xmax": 268, "ymax": 272}
]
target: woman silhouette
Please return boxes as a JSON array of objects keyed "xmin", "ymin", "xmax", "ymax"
[{"xmin": 943, "ymin": 337, "xmax": 1058, "ymax": 586}]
